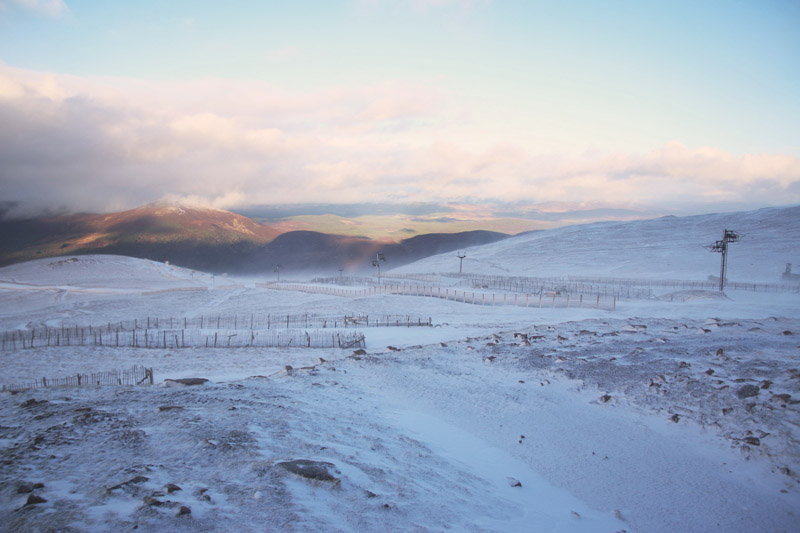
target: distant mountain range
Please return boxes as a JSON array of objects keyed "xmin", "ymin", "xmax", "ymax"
[{"xmin": 0, "ymin": 204, "xmax": 511, "ymax": 274}]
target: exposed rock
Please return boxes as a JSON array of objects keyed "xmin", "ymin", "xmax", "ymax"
[
  {"xmin": 165, "ymin": 483, "xmax": 182, "ymax": 493},
  {"xmin": 670, "ymin": 414, "xmax": 680, "ymax": 423},
  {"xmin": 158, "ymin": 406, "xmax": 183, "ymax": 412},
  {"xmin": 352, "ymin": 349, "xmax": 367, "ymax": 356},
  {"xmin": 386, "ymin": 346, "xmax": 401, "ymax": 352},
  {"xmin": 736, "ymin": 384, "xmax": 760, "ymax": 399},
  {"xmin": 771, "ymin": 393, "xmax": 791, "ymax": 406},
  {"xmin": 600, "ymin": 394, "xmax": 612, "ymax": 403},
  {"xmin": 25, "ymin": 494, "xmax": 47, "ymax": 506},
  {"xmin": 507, "ymin": 477, "xmax": 522, "ymax": 487},
  {"xmin": 743, "ymin": 437, "xmax": 761, "ymax": 446},
  {"xmin": 178, "ymin": 505, "xmax": 191, "ymax": 516},
  {"xmin": 143, "ymin": 496, "xmax": 164, "ymax": 507},
  {"xmin": 275, "ymin": 459, "xmax": 340, "ymax": 484},
  {"xmin": 19, "ymin": 399, "xmax": 48, "ymax": 409},
  {"xmin": 107, "ymin": 475, "xmax": 149, "ymax": 492},
  {"xmin": 164, "ymin": 378, "xmax": 208, "ymax": 386},
  {"xmin": 17, "ymin": 484, "xmax": 33, "ymax": 494}
]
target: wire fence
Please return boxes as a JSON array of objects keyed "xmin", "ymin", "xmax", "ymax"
[
  {"xmin": 1, "ymin": 327, "xmax": 366, "ymax": 351},
  {"xmin": 10, "ymin": 313, "xmax": 432, "ymax": 336},
  {"xmin": 434, "ymin": 273, "xmax": 800, "ymax": 298},
  {"xmin": 562, "ymin": 275, "xmax": 800, "ymax": 293},
  {"xmin": 458, "ymin": 275, "xmax": 653, "ymax": 299},
  {"xmin": 3, "ymin": 365, "xmax": 153, "ymax": 392},
  {"xmin": 264, "ymin": 282, "xmax": 616, "ymax": 310}
]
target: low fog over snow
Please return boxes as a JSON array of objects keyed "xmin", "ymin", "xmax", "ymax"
[{"xmin": 1, "ymin": 207, "xmax": 799, "ymax": 532}]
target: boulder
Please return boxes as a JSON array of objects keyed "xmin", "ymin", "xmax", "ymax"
[
  {"xmin": 736, "ymin": 384, "xmax": 760, "ymax": 399},
  {"xmin": 164, "ymin": 378, "xmax": 208, "ymax": 386},
  {"xmin": 275, "ymin": 459, "xmax": 340, "ymax": 484}
]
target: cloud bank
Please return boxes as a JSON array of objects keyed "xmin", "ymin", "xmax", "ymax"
[{"xmin": 1, "ymin": 64, "xmax": 798, "ymax": 218}]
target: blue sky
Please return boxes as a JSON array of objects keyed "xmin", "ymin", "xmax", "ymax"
[{"xmin": 0, "ymin": 0, "xmax": 799, "ymax": 217}]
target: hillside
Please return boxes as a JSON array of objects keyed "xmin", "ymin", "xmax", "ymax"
[
  {"xmin": 244, "ymin": 229, "xmax": 511, "ymax": 275},
  {"xmin": 0, "ymin": 205, "xmax": 297, "ymax": 270},
  {"xmin": 1, "ymin": 206, "xmax": 800, "ymax": 532},
  {"xmin": 392, "ymin": 205, "xmax": 800, "ymax": 283},
  {"xmin": 0, "ymin": 205, "xmax": 511, "ymax": 275}
]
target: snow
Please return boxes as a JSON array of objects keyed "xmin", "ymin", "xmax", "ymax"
[
  {"xmin": 392, "ymin": 205, "xmax": 800, "ymax": 283},
  {"xmin": 2, "ymin": 206, "xmax": 800, "ymax": 532}
]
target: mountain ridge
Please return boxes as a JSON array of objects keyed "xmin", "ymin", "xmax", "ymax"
[{"xmin": 0, "ymin": 204, "xmax": 511, "ymax": 274}]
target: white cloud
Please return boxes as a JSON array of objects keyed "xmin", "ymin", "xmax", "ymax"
[{"xmin": 0, "ymin": 64, "xmax": 798, "ymax": 218}]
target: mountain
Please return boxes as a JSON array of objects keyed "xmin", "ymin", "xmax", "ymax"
[
  {"xmin": 0, "ymin": 205, "xmax": 511, "ymax": 274},
  {"xmin": 244, "ymin": 229, "xmax": 511, "ymax": 275},
  {"xmin": 392, "ymin": 205, "xmax": 800, "ymax": 283},
  {"xmin": 0, "ymin": 204, "xmax": 295, "ymax": 271}
]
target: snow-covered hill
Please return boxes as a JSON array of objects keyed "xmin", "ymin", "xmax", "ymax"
[
  {"xmin": 392, "ymin": 205, "xmax": 800, "ymax": 283},
  {"xmin": 0, "ymin": 255, "xmax": 211, "ymax": 291},
  {"xmin": 1, "ymin": 207, "xmax": 799, "ymax": 532}
]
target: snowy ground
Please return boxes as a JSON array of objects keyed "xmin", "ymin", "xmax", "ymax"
[{"xmin": 1, "ymin": 254, "xmax": 799, "ymax": 532}]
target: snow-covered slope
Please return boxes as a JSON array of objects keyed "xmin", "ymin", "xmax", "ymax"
[
  {"xmin": 0, "ymin": 255, "xmax": 212, "ymax": 291},
  {"xmin": 392, "ymin": 205, "xmax": 800, "ymax": 283},
  {"xmin": 1, "ymin": 207, "xmax": 800, "ymax": 532}
]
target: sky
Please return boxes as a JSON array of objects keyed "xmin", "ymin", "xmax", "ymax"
[{"xmin": 0, "ymin": 0, "xmax": 799, "ymax": 219}]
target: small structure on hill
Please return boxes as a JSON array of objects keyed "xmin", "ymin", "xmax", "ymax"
[{"xmin": 783, "ymin": 263, "xmax": 800, "ymax": 283}]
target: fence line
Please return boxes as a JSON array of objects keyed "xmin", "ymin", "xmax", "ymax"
[
  {"xmin": 3, "ymin": 365, "xmax": 153, "ymax": 392},
  {"xmin": 459, "ymin": 275, "xmax": 653, "ymax": 300},
  {"xmin": 6, "ymin": 313, "xmax": 431, "ymax": 339},
  {"xmin": 438, "ymin": 272, "xmax": 799, "ymax": 295},
  {"xmin": 0, "ymin": 328, "xmax": 366, "ymax": 351},
  {"xmin": 263, "ymin": 282, "xmax": 616, "ymax": 310}
]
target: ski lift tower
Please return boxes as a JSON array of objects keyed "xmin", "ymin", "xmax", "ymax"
[
  {"xmin": 707, "ymin": 229, "xmax": 740, "ymax": 292},
  {"xmin": 372, "ymin": 253, "xmax": 386, "ymax": 284},
  {"xmin": 457, "ymin": 252, "xmax": 466, "ymax": 274}
]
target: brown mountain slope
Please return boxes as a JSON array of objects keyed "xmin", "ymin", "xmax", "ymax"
[
  {"xmin": 0, "ymin": 205, "xmax": 511, "ymax": 274},
  {"xmin": 0, "ymin": 204, "xmax": 298, "ymax": 269}
]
